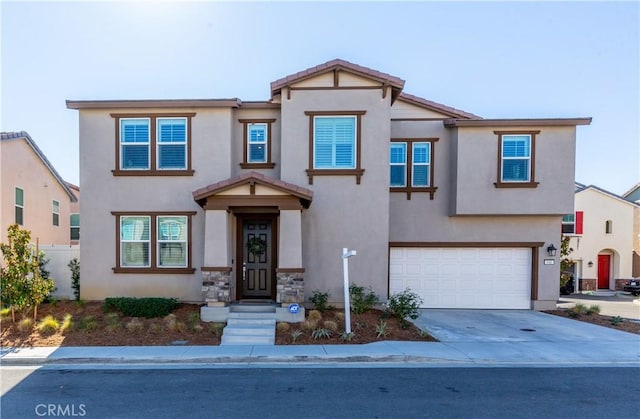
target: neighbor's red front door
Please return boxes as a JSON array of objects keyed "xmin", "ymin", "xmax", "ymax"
[{"xmin": 597, "ymin": 254, "xmax": 611, "ymax": 289}]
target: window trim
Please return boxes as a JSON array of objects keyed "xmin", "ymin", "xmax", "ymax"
[
  {"xmin": 52, "ymin": 200, "xmax": 60, "ymax": 226},
  {"xmin": 304, "ymin": 111, "xmax": 366, "ymax": 184},
  {"xmin": 157, "ymin": 117, "xmax": 188, "ymax": 171},
  {"xmin": 111, "ymin": 113, "xmax": 195, "ymax": 176},
  {"xmin": 239, "ymin": 118, "xmax": 276, "ymax": 169},
  {"xmin": 15, "ymin": 187, "xmax": 24, "ymax": 225},
  {"xmin": 390, "ymin": 138, "xmax": 439, "ymax": 200},
  {"xmin": 111, "ymin": 211, "xmax": 196, "ymax": 274},
  {"xmin": 70, "ymin": 213, "xmax": 80, "ymax": 241},
  {"xmin": 494, "ymin": 130, "xmax": 540, "ymax": 188}
]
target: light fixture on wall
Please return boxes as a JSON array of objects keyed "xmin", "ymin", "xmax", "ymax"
[
  {"xmin": 588, "ymin": 261, "xmax": 593, "ymax": 268},
  {"xmin": 546, "ymin": 244, "xmax": 557, "ymax": 257}
]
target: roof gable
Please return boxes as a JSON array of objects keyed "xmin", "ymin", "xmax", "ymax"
[
  {"xmin": 1, "ymin": 131, "xmax": 77, "ymax": 202},
  {"xmin": 622, "ymin": 183, "xmax": 640, "ymax": 202},
  {"xmin": 576, "ymin": 184, "xmax": 640, "ymax": 208},
  {"xmin": 395, "ymin": 92, "xmax": 482, "ymax": 119}
]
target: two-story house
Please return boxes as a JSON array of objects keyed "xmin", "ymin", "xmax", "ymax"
[
  {"xmin": 565, "ymin": 183, "xmax": 640, "ymax": 291},
  {"xmin": 67, "ymin": 59, "xmax": 590, "ymax": 315},
  {"xmin": 0, "ymin": 131, "xmax": 78, "ymax": 245}
]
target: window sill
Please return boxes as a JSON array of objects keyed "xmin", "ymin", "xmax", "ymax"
[
  {"xmin": 113, "ymin": 267, "xmax": 196, "ymax": 274},
  {"xmin": 112, "ymin": 169, "xmax": 195, "ymax": 177},
  {"xmin": 494, "ymin": 181, "xmax": 539, "ymax": 189},
  {"xmin": 240, "ymin": 162, "xmax": 276, "ymax": 169},
  {"xmin": 306, "ymin": 168, "xmax": 365, "ymax": 185},
  {"xmin": 390, "ymin": 187, "xmax": 437, "ymax": 200}
]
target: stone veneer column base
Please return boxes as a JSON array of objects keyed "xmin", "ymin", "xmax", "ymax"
[
  {"xmin": 276, "ymin": 269, "xmax": 304, "ymax": 304},
  {"xmin": 201, "ymin": 268, "xmax": 232, "ymax": 306}
]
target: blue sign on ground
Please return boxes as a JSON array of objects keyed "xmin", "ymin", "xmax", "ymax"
[{"xmin": 288, "ymin": 303, "xmax": 300, "ymax": 314}]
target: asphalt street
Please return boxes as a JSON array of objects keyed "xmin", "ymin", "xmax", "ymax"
[{"xmin": 2, "ymin": 366, "xmax": 639, "ymax": 419}]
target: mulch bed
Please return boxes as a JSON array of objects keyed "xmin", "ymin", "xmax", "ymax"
[{"xmin": 544, "ymin": 309, "xmax": 640, "ymax": 334}]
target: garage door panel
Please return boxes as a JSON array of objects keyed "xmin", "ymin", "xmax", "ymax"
[{"xmin": 389, "ymin": 247, "xmax": 531, "ymax": 309}]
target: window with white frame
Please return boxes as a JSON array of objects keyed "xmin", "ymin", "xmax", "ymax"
[
  {"xmin": 562, "ymin": 214, "xmax": 575, "ymax": 234},
  {"xmin": 389, "ymin": 143, "xmax": 407, "ymax": 186},
  {"xmin": 52, "ymin": 200, "xmax": 60, "ymax": 226},
  {"xmin": 120, "ymin": 216, "xmax": 151, "ymax": 267},
  {"xmin": 501, "ymin": 134, "xmax": 531, "ymax": 182},
  {"xmin": 157, "ymin": 118, "xmax": 187, "ymax": 169},
  {"xmin": 120, "ymin": 118, "xmax": 150, "ymax": 170},
  {"xmin": 70, "ymin": 213, "xmax": 80, "ymax": 241},
  {"xmin": 247, "ymin": 123, "xmax": 268, "ymax": 163},
  {"xmin": 389, "ymin": 139, "xmax": 438, "ymax": 199},
  {"xmin": 412, "ymin": 142, "xmax": 430, "ymax": 187},
  {"xmin": 157, "ymin": 216, "xmax": 187, "ymax": 267},
  {"xmin": 313, "ymin": 116, "xmax": 356, "ymax": 169},
  {"xmin": 15, "ymin": 187, "xmax": 24, "ymax": 225}
]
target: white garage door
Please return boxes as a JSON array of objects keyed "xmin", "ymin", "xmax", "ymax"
[{"xmin": 389, "ymin": 247, "xmax": 531, "ymax": 309}]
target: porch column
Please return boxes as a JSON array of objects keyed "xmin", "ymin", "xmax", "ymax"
[
  {"xmin": 276, "ymin": 209, "xmax": 305, "ymax": 304},
  {"xmin": 201, "ymin": 210, "xmax": 232, "ymax": 305}
]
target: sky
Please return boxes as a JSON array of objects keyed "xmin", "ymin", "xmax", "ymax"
[{"xmin": 1, "ymin": 0, "xmax": 638, "ymax": 195}]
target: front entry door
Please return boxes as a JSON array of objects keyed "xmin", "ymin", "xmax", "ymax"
[
  {"xmin": 241, "ymin": 218, "xmax": 274, "ymax": 299},
  {"xmin": 597, "ymin": 254, "xmax": 611, "ymax": 289}
]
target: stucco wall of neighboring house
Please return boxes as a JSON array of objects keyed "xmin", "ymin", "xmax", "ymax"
[
  {"xmin": 0, "ymin": 138, "xmax": 72, "ymax": 245},
  {"xmin": 633, "ymin": 207, "xmax": 640, "ymax": 278},
  {"xmin": 279, "ymin": 88, "xmax": 392, "ymax": 301},
  {"xmin": 451, "ymin": 126, "xmax": 577, "ymax": 216},
  {"xmin": 77, "ymin": 108, "xmax": 236, "ymax": 301},
  {"xmin": 231, "ymin": 108, "xmax": 281, "ymax": 179},
  {"xmin": 569, "ymin": 188, "xmax": 636, "ymax": 284}
]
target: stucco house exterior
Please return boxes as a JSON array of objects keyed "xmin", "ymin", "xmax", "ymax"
[
  {"xmin": 0, "ymin": 131, "xmax": 77, "ymax": 245},
  {"xmin": 565, "ymin": 183, "xmax": 640, "ymax": 291},
  {"xmin": 67, "ymin": 59, "xmax": 590, "ymax": 313}
]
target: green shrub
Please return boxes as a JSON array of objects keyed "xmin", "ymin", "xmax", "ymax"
[
  {"xmin": 340, "ymin": 331, "xmax": 355, "ymax": 342},
  {"xmin": 60, "ymin": 314, "xmax": 74, "ymax": 333},
  {"xmin": 290, "ymin": 330, "xmax": 303, "ymax": 343},
  {"xmin": 18, "ymin": 317, "xmax": 33, "ymax": 332},
  {"xmin": 105, "ymin": 312, "xmax": 121, "ymax": 332},
  {"xmin": 37, "ymin": 315, "xmax": 59, "ymax": 335},
  {"xmin": 311, "ymin": 328, "xmax": 332, "ymax": 339},
  {"xmin": 610, "ymin": 316, "xmax": 623, "ymax": 326},
  {"xmin": 103, "ymin": 297, "xmax": 178, "ymax": 318},
  {"xmin": 209, "ymin": 322, "xmax": 225, "ymax": 337},
  {"xmin": 310, "ymin": 290, "xmax": 334, "ymax": 312},
  {"xmin": 79, "ymin": 315, "xmax": 98, "ymax": 331},
  {"xmin": 586, "ymin": 305, "xmax": 601, "ymax": 315},
  {"xmin": 349, "ymin": 284, "xmax": 379, "ymax": 314},
  {"xmin": 0, "ymin": 307, "xmax": 11, "ymax": 319},
  {"xmin": 387, "ymin": 289, "xmax": 423, "ymax": 328},
  {"xmin": 68, "ymin": 258, "xmax": 80, "ymax": 301},
  {"xmin": 375, "ymin": 319, "xmax": 388, "ymax": 338}
]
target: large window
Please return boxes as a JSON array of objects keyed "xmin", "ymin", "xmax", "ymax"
[
  {"xmin": 495, "ymin": 131, "xmax": 539, "ymax": 188},
  {"xmin": 239, "ymin": 119, "xmax": 276, "ymax": 169},
  {"xmin": 15, "ymin": 187, "xmax": 24, "ymax": 225},
  {"xmin": 112, "ymin": 113, "xmax": 195, "ymax": 175},
  {"xmin": 52, "ymin": 200, "xmax": 60, "ymax": 226},
  {"xmin": 112, "ymin": 212, "xmax": 195, "ymax": 273},
  {"xmin": 390, "ymin": 138, "xmax": 438, "ymax": 199},
  {"xmin": 304, "ymin": 111, "xmax": 366, "ymax": 184},
  {"xmin": 70, "ymin": 213, "xmax": 80, "ymax": 241}
]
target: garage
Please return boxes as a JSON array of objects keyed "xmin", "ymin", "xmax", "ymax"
[{"xmin": 389, "ymin": 247, "xmax": 532, "ymax": 309}]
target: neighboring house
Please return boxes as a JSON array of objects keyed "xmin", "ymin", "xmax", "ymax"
[
  {"xmin": 623, "ymin": 183, "xmax": 640, "ymax": 278},
  {"xmin": 67, "ymin": 182, "xmax": 80, "ymax": 244},
  {"xmin": 67, "ymin": 59, "xmax": 590, "ymax": 312},
  {"xmin": 564, "ymin": 183, "xmax": 640, "ymax": 291},
  {"xmin": 0, "ymin": 131, "xmax": 77, "ymax": 245}
]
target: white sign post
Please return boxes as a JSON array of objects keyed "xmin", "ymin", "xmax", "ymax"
[{"xmin": 342, "ymin": 248, "xmax": 357, "ymax": 334}]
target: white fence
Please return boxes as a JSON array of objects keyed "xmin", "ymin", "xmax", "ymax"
[{"xmin": 40, "ymin": 245, "xmax": 79, "ymax": 300}]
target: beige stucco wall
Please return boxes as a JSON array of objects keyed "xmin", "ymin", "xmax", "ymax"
[
  {"xmin": 0, "ymin": 138, "xmax": 72, "ymax": 245},
  {"xmin": 77, "ymin": 108, "xmax": 237, "ymax": 301},
  {"xmin": 280, "ymin": 89, "xmax": 392, "ymax": 301},
  {"xmin": 569, "ymin": 188, "xmax": 637, "ymax": 284},
  {"xmin": 452, "ymin": 126, "xmax": 577, "ymax": 215}
]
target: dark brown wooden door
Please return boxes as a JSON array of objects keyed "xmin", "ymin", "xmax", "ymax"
[{"xmin": 242, "ymin": 219, "xmax": 273, "ymax": 298}]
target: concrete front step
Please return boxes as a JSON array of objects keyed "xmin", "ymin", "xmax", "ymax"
[
  {"xmin": 227, "ymin": 316, "xmax": 275, "ymax": 326},
  {"xmin": 221, "ymin": 307, "xmax": 276, "ymax": 345},
  {"xmin": 221, "ymin": 335, "xmax": 275, "ymax": 345},
  {"xmin": 228, "ymin": 304, "xmax": 276, "ymax": 313},
  {"xmin": 223, "ymin": 324, "xmax": 275, "ymax": 336}
]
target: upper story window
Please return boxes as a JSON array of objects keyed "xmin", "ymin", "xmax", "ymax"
[
  {"xmin": 111, "ymin": 113, "xmax": 195, "ymax": 176},
  {"xmin": 562, "ymin": 211, "xmax": 583, "ymax": 235},
  {"xmin": 494, "ymin": 131, "xmax": 540, "ymax": 188},
  {"xmin": 605, "ymin": 220, "xmax": 613, "ymax": 234},
  {"xmin": 239, "ymin": 119, "xmax": 276, "ymax": 169},
  {"xmin": 70, "ymin": 213, "xmax": 80, "ymax": 241},
  {"xmin": 304, "ymin": 111, "xmax": 366, "ymax": 184},
  {"xmin": 390, "ymin": 138, "xmax": 438, "ymax": 200},
  {"xmin": 52, "ymin": 200, "xmax": 60, "ymax": 226},
  {"xmin": 112, "ymin": 211, "xmax": 195, "ymax": 274},
  {"xmin": 15, "ymin": 187, "xmax": 24, "ymax": 225}
]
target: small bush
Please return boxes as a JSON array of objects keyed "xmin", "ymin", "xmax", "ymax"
[
  {"xmin": 105, "ymin": 313, "xmax": 121, "ymax": 332},
  {"xmin": 302, "ymin": 319, "xmax": 318, "ymax": 331},
  {"xmin": 37, "ymin": 315, "xmax": 59, "ymax": 335},
  {"xmin": 163, "ymin": 314, "xmax": 177, "ymax": 330},
  {"xmin": 290, "ymin": 330, "xmax": 303, "ymax": 343},
  {"xmin": 276, "ymin": 322, "xmax": 291, "ymax": 332},
  {"xmin": 340, "ymin": 331, "xmax": 355, "ymax": 342},
  {"xmin": 60, "ymin": 314, "xmax": 74, "ymax": 333},
  {"xmin": 311, "ymin": 328, "xmax": 332, "ymax": 339},
  {"xmin": 68, "ymin": 258, "xmax": 80, "ymax": 301},
  {"xmin": 310, "ymin": 290, "xmax": 334, "ymax": 312},
  {"xmin": 0, "ymin": 307, "xmax": 11, "ymax": 319},
  {"xmin": 187, "ymin": 313, "xmax": 200, "ymax": 326},
  {"xmin": 125, "ymin": 318, "xmax": 144, "ymax": 332},
  {"xmin": 349, "ymin": 284, "xmax": 379, "ymax": 314},
  {"xmin": 75, "ymin": 299, "xmax": 87, "ymax": 308},
  {"xmin": 610, "ymin": 316, "xmax": 624, "ymax": 326},
  {"xmin": 80, "ymin": 315, "xmax": 98, "ymax": 331},
  {"xmin": 308, "ymin": 310, "xmax": 322, "ymax": 322},
  {"xmin": 103, "ymin": 297, "xmax": 178, "ymax": 318},
  {"xmin": 586, "ymin": 305, "xmax": 601, "ymax": 315},
  {"xmin": 387, "ymin": 289, "xmax": 423, "ymax": 328},
  {"xmin": 334, "ymin": 311, "xmax": 345, "ymax": 321},
  {"xmin": 375, "ymin": 319, "xmax": 388, "ymax": 338},
  {"xmin": 323, "ymin": 320, "xmax": 338, "ymax": 332},
  {"xmin": 18, "ymin": 318, "xmax": 33, "ymax": 332},
  {"xmin": 209, "ymin": 323, "xmax": 225, "ymax": 337},
  {"xmin": 417, "ymin": 329, "xmax": 431, "ymax": 339},
  {"xmin": 568, "ymin": 303, "xmax": 587, "ymax": 318}
]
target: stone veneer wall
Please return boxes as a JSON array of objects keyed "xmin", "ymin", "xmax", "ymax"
[
  {"xmin": 614, "ymin": 278, "xmax": 629, "ymax": 290},
  {"xmin": 276, "ymin": 271, "xmax": 304, "ymax": 303},
  {"xmin": 579, "ymin": 278, "xmax": 596, "ymax": 291},
  {"xmin": 202, "ymin": 270, "xmax": 231, "ymax": 305}
]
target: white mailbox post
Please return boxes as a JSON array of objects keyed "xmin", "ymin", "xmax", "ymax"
[{"xmin": 342, "ymin": 248, "xmax": 357, "ymax": 334}]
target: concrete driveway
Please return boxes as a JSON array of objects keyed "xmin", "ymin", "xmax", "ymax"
[{"xmin": 412, "ymin": 309, "xmax": 639, "ymax": 343}]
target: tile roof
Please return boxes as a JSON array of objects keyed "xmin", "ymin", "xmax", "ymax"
[
  {"xmin": 193, "ymin": 171, "xmax": 313, "ymax": 206},
  {"xmin": 1, "ymin": 131, "xmax": 77, "ymax": 202},
  {"xmin": 397, "ymin": 92, "xmax": 482, "ymax": 119}
]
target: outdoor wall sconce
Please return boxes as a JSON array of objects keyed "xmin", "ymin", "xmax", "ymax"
[
  {"xmin": 588, "ymin": 261, "xmax": 594, "ymax": 268},
  {"xmin": 546, "ymin": 244, "xmax": 557, "ymax": 257}
]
